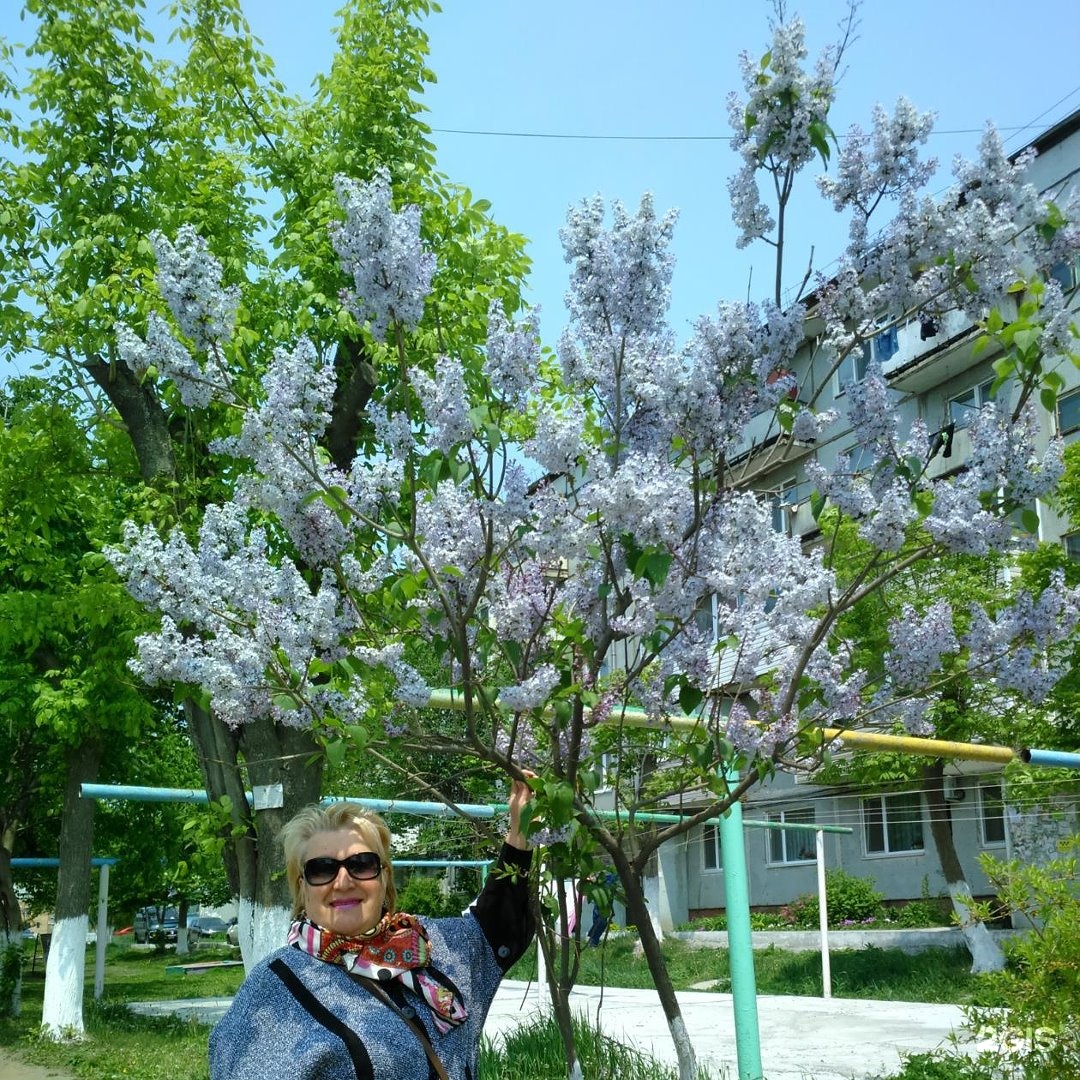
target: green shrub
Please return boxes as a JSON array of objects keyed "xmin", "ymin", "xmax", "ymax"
[
  {"xmin": 870, "ymin": 1050, "xmax": 995, "ymax": 1080},
  {"xmin": 965, "ymin": 834, "xmax": 1080, "ymax": 1080},
  {"xmin": 785, "ymin": 868, "xmax": 884, "ymax": 928},
  {"xmin": 893, "ymin": 897, "xmax": 952, "ymax": 928},
  {"xmin": 394, "ymin": 875, "xmax": 473, "ymax": 918}
]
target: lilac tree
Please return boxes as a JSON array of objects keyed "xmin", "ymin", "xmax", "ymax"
[{"xmin": 107, "ymin": 16, "xmax": 1080, "ymax": 1080}]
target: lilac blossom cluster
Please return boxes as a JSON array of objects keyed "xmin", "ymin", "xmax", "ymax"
[
  {"xmin": 106, "ymin": 504, "xmax": 362, "ymax": 729},
  {"xmin": 884, "ymin": 600, "xmax": 959, "ymax": 689},
  {"xmin": 151, "ymin": 226, "xmax": 240, "ymax": 353},
  {"xmin": 963, "ymin": 572, "xmax": 1080, "ymax": 702},
  {"xmin": 330, "ymin": 168, "xmax": 435, "ymax": 341},
  {"xmin": 726, "ymin": 17, "xmax": 835, "ymax": 248},
  {"xmin": 116, "ymin": 314, "xmax": 215, "ymax": 409}
]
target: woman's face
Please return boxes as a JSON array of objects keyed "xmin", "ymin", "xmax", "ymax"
[{"xmin": 300, "ymin": 828, "xmax": 387, "ymax": 937}]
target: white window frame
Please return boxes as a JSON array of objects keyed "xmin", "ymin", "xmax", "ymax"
[
  {"xmin": 1057, "ymin": 389, "xmax": 1080, "ymax": 436},
  {"xmin": 948, "ymin": 378, "xmax": 994, "ymax": 429},
  {"xmin": 835, "ymin": 341, "xmax": 871, "ymax": 395},
  {"xmin": 769, "ymin": 483, "xmax": 798, "ymax": 536},
  {"xmin": 765, "ymin": 807, "xmax": 817, "ymax": 866},
  {"xmin": 978, "ymin": 781, "xmax": 1007, "ymax": 847},
  {"xmin": 845, "ymin": 443, "xmax": 877, "ymax": 474},
  {"xmin": 701, "ymin": 822, "xmax": 722, "ymax": 873},
  {"xmin": 862, "ymin": 792, "xmax": 925, "ymax": 856}
]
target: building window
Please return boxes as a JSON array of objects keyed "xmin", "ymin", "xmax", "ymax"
[
  {"xmin": 836, "ymin": 341, "xmax": 871, "ymax": 394},
  {"xmin": 694, "ymin": 593, "xmax": 717, "ymax": 641},
  {"xmin": 1057, "ymin": 390, "xmax": 1080, "ymax": 436},
  {"xmin": 702, "ymin": 823, "xmax": 721, "ymax": 871},
  {"xmin": 766, "ymin": 807, "xmax": 816, "ymax": 864},
  {"xmin": 770, "ymin": 483, "xmax": 798, "ymax": 535},
  {"xmin": 1048, "ymin": 259, "xmax": 1078, "ymax": 292},
  {"xmin": 979, "ymin": 782, "xmax": 1006, "ymax": 846},
  {"xmin": 845, "ymin": 443, "xmax": 877, "ymax": 474},
  {"xmin": 1064, "ymin": 533, "xmax": 1080, "ymax": 562},
  {"xmin": 949, "ymin": 378, "xmax": 994, "ymax": 428},
  {"xmin": 862, "ymin": 792, "xmax": 924, "ymax": 855}
]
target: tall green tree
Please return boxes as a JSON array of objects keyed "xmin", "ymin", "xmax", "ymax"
[
  {"xmin": 0, "ymin": 379, "xmax": 157, "ymax": 1022},
  {"xmin": 0, "ymin": 0, "xmax": 528, "ymax": 1007}
]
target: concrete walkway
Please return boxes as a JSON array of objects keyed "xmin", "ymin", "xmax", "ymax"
[
  {"xmin": 0, "ymin": 1052, "xmax": 75, "ymax": 1080},
  {"xmin": 128, "ymin": 980, "xmax": 972, "ymax": 1080}
]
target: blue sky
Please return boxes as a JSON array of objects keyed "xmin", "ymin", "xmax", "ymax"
[{"xmin": 2, "ymin": 0, "xmax": 1079, "ymax": 351}]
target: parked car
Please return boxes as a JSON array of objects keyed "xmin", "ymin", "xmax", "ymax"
[
  {"xmin": 188, "ymin": 915, "xmax": 229, "ymax": 942},
  {"xmin": 225, "ymin": 917, "xmax": 239, "ymax": 947},
  {"xmin": 133, "ymin": 906, "xmax": 179, "ymax": 944}
]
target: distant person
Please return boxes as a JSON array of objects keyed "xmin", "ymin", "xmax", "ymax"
[
  {"xmin": 209, "ymin": 778, "xmax": 535, "ymax": 1080},
  {"xmin": 586, "ymin": 870, "xmax": 618, "ymax": 947}
]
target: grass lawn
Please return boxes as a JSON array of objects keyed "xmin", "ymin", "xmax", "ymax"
[
  {"xmin": 510, "ymin": 935, "xmax": 1002, "ymax": 1007},
  {"xmin": 0, "ymin": 935, "xmax": 1000, "ymax": 1079},
  {"xmin": 0, "ymin": 941, "xmax": 245, "ymax": 1080}
]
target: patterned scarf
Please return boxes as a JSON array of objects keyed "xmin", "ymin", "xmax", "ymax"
[{"xmin": 289, "ymin": 912, "xmax": 468, "ymax": 1034}]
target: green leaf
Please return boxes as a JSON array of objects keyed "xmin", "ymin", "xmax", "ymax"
[
  {"xmin": 1040, "ymin": 387, "xmax": 1058, "ymax": 413},
  {"xmin": 1020, "ymin": 508, "xmax": 1041, "ymax": 534},
  {"xmin": 679, "ymin": 684, "xmax": 704, "ymax": 716},
  {"xmin": 325, "ymin": 739, "xmax": 346, "ymax": 770}
]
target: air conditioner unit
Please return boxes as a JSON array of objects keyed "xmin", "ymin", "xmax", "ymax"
[{"xmin": 943, "ymin": 776, "xmax": 966, "ymax": 802}]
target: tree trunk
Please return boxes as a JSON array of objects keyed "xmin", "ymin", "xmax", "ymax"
[
  {"xmin": 535, "ymin": 916, "xmax": 583, "ymax": 1080},
  {"xmin": 0, "ymin": 846, "xmax": 22, "ymax": 1019},
  {"xmin": 42, "ymin": 738, "xmax": 102, "ymax": 1038},
  {"xmin": 85, "ymin": 359, "xmax": 175, "ymax": 483},
  {"xmin": 923, "ymin": 761, "xmax": 1006, "ymax": 974},
  {"xmin": 616, "ymin": 853, "xmax": 697, "ymax": 1080},
  {"xmin": 233, "ymin": 719, "xmax": 324, "ymax": 967},
  {"xmin": 176, "ymin": 897, "xmax": 191, "ymax": 957}
]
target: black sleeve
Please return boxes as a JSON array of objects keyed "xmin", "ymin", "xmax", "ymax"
[{"xmin": 470, "ymin": 843, "xmax": 534, "ymax": 972}]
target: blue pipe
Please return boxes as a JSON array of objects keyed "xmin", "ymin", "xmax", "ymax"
[
  {"xmin": 1019, "ymin": 747, "xmax": 1080, "ymax": 770},
  {"xmin": 11, "ymin": 858, "xmax": 118, "ymax": 867},
  {"xmin": 393, "ymin": 860, "xmax": 492, "ymax": 868}
]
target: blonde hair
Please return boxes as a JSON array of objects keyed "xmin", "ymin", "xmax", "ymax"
[{"xmin": 279, "ymin": 802, "xmax": 396, "ymax": 919}]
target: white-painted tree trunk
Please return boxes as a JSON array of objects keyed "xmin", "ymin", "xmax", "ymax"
[
  {"xmin": 238, "ymin": 897, "xmax": 292, "ymax": 972},
  {"xmin": 948, "ymin": 881, "xmax": 1005, "ymax": 974},
  {"xmin": 668, "ymin": 1014, "xmax": 698, "ymax": 1080},
  {"xmin": 42, "ymin": 915, "xmax": 88, "ymax": 1038},
  {"xmin": 1, "ymin": 930, "xmax": 22, "ymax": 1017},
  {"xmin": 642, "ymin": 873, "xmax": 664, "ymax": 943}
]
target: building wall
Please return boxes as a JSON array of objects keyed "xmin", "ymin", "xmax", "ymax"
[{"xmin": 676, "ymin": 769, "xmax": 1012, "ymax": 917}]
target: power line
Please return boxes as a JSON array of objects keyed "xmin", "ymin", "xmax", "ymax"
[{"xmin": 432, "ymin": 118, "xmax": 1078, "ymax": 144}]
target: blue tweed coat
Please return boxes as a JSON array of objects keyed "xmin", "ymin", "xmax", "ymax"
[{"xmin": 209, "ymin": 844, "xmax": 532, "ymax": 1080}]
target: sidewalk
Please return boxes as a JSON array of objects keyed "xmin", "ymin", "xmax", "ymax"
[
  {"xmin": 485, "ymin": 981, "xmax": 968, "ymax": 1080},
  {"xmin": 0, "ymin": 1052, "xmax": 74, "ymax": 1080},
  {"xmin": 129, "ymin": 980, "xmax": 971, "ymax": 1080}
]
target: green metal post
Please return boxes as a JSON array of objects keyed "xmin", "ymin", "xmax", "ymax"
[{"xmin": 718, "ymin": 767, "xmax": 763, "ymax": 1080}]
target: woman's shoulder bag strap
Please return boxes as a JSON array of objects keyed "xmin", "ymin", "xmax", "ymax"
[
  {"xmin": 269, "ymin": 957, "xmax": 374, "ymax": 1080},
  {"xmin": 350, "ymin": 974, "xmax": 451, "ymax": 1080}
]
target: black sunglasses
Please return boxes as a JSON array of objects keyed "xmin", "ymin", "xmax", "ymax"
[{"xmin": 303, "ymin": 851, "xmax": 382, "ymax": 886}]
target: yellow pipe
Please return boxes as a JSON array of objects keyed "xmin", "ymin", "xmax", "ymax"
[{"xmin": 425, "ymin": 689, "xmax": 1016, "ymax": 765}]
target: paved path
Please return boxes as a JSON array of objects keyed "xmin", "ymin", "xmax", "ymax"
[
  {"xmin": 0, "ymin": 1052, "xmax": 75, "ymax": 1080},
  {"xmin": 130, "ymin": 981, "xmax": 972, "ymax": 1080}
]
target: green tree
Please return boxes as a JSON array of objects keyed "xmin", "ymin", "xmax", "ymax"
[
  {"xmin": 0, "ymin": 379, "xmax": 158, "ymax": 1022},
  {"xmin": 0, "ymin": 0, "xmax": 527, "ymax": 1008},
  {"xmin": 817, "ymin": 514, "xmax": 1072, "ymax": 973}
]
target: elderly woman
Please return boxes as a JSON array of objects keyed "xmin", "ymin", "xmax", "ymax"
[{"xmin": 209, "ymin": 779, "xmax": 534, "ymax": 1080}]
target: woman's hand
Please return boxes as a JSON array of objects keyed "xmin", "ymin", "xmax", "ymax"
[{"xmin": 505, "ymin": 770, "xmax": 536, "ymax": 851}]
